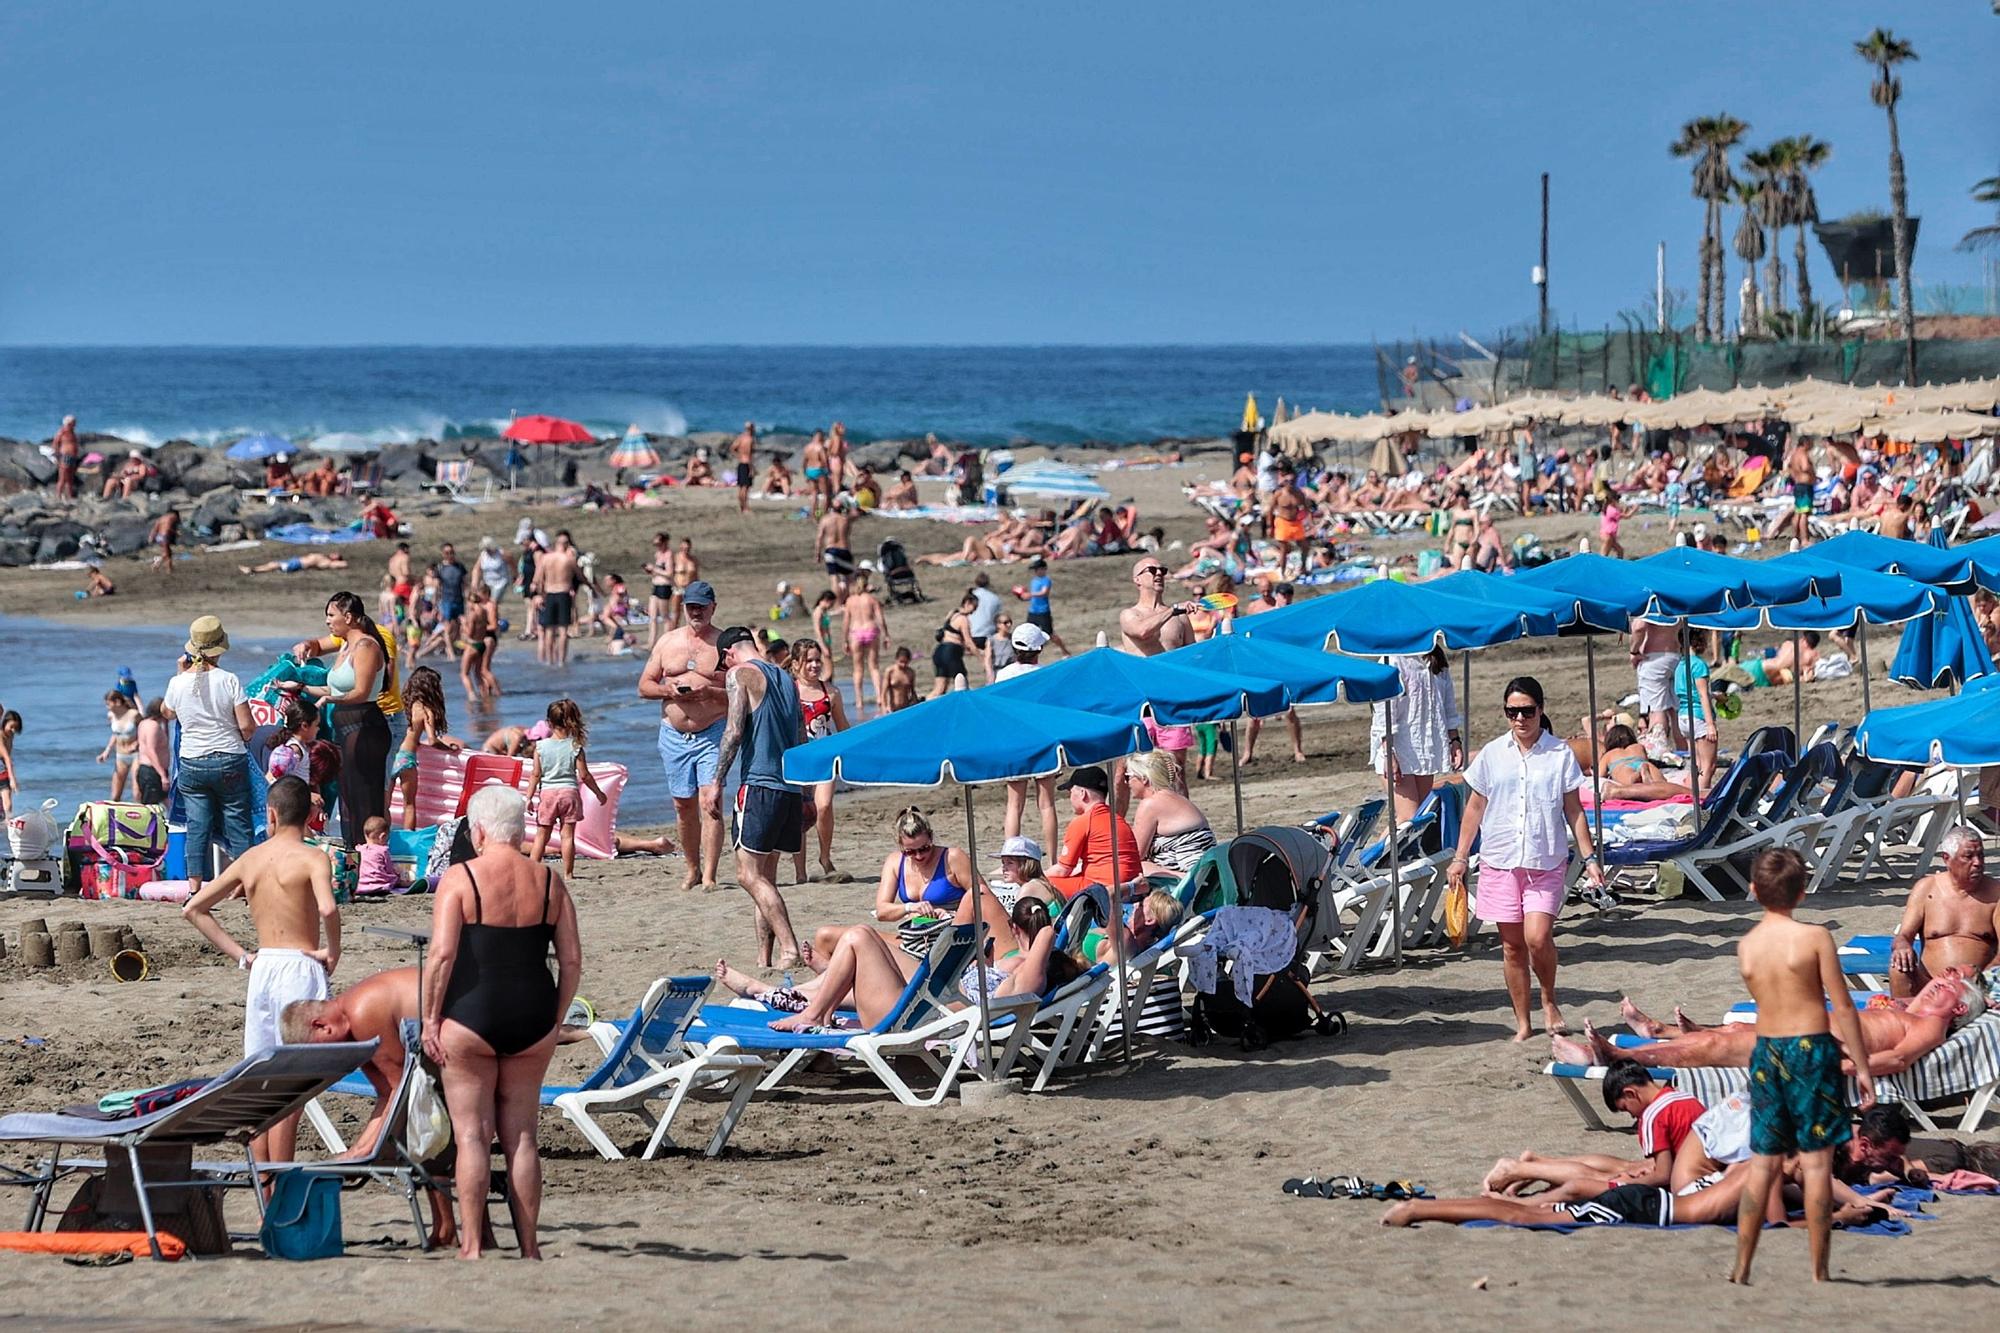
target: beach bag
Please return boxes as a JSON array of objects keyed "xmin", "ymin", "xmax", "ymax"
[
  {"xmin": 898, "ymin": 914, "xmax": 952, "ymax": 959},
  {"xmin": 257, "ymin": 1171, "xmax": 343, "ymax": 1261},
  {"xmin": 304, "ymin": 836, "xmax": 358, "ymax": 904},
  {"xmin": 1442, "ymin": 877, "xmax": 1471, "ymax": 949},
  {"xmin": 71, "ymin": 802, "xmax": 166, "ymax": 867},
  {"xmin": 402, "ymin": 1060, "xmax": 452, "ymax": 1161}
]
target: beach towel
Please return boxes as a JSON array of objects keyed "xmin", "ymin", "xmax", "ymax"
[
  {"xmin": 264, "ymin": 523, "xmax": 372, "ymax": 546},
  {"xmin": 1932, "ymin": 1170, "xmax": 2000, "ymax": 1193},
  {"xmin": 0, "ymin": 1231, "xmax": 185, "ymax": 1261},
  {"xmin": 1461, "ymin": 1189, "xmax": 1926, "ymax": 1237}
]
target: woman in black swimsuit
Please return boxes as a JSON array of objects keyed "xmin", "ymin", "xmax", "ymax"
[
  {"xmin": 422, "ymin": 785, "xmax": 581, "ymax": 1260},
  {"xmin": 929, "ymin": 591, "xmax": 978, "ymax": 698}
]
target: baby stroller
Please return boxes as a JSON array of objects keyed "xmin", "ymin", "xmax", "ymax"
[
  {"xmin": 1182, "ymin": 826, "xmax": 1346, "ymax": 1051},
  {"xmin": 877, "ymin": 538, "xmax": 925, "ymax": 605}
]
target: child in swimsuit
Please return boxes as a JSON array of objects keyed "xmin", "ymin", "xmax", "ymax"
[
  {"xmin": 266, "ymin": 695, "xmax": 330, "ymax": 831},
  {"xmin": 526, "ymin": 698, "xmax": 606, "ymax": 879},
  {"xmin": 356, "ymin": 814, "xmax": 398, "ymax": 895},
  {"xmin": 98, "ymin": 690, "xmax": 141, "ymax": 802},
  {"xmin": 393, "ymin": 667, "xmax": 462, "ymax": 830},
  {"xmin": 0, "ymin": 711, "xmax": 20, "ymax": 818}
]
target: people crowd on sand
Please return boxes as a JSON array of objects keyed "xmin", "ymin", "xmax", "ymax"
[{"xmin": 15, "ymin": 398, "xmax": 2000, "ymax": 1276}]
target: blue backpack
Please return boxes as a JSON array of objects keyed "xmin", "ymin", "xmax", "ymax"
[{"xmin": 259, "ymin": 1170, "xmax": 344, "ymax": 1261}]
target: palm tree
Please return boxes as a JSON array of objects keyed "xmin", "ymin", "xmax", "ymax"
[
  {"xmin": 1960, "ymin": 172, "xmax": 2000, "ymax": 250},
  {"xmin": 1672, "ymin": 114, "xmax": 1748, "ymax": 341},
  {"xmin": 1856, "ymin": 27, "xmax": 1919, "ymax": 382},
  {"xmin": 1742, "ymin": 145, "xmax": 1786, "ymax": 316},
  {"xmin": 1775, "ymin": 135, "xmax": 1832, "ymax": 326},
  {"xmin": 1732, "ymin": 181, "xmax": 1766, "ymax": 336}
]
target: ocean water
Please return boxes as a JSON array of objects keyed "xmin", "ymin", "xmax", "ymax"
[
  {"xmin": 0, "ymin": 345, "xmax": 1384, "ymax": 449},
  {"xmin": 0, "ymin": 615, "xmax": 820, "ymax": 830}
]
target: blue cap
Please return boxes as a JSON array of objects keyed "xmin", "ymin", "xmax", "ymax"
[
  {"xmin": 682, "ymin": 580, "xmax": 716, "ymax": 607},
  {"xmin": 118, "ymin": 666, "xmax": 135, "ymax": 679}
]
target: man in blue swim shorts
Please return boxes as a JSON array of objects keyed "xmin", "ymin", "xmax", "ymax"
[{"xmin": 639, "ymin": 579, "xmax": 728, "ymax": 890}]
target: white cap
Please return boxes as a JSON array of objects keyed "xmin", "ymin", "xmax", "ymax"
[
  {"xmin": 991, "ymin": 835, "xmax": 1044, "ymax": 861},
  {"xmin": 1010, "ymin": 623, "xmax": 1050, "ymax": 652}
]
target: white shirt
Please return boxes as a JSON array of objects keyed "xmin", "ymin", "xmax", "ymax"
[
  {"xmin": 1369, "ymin": 656, "xmax": 1461, "ymax": 777},
  {"xmin": 163, "ymin": 667, "xmax": 248, "ymax": 759},
  {"xmin": 995, "ymin": 659, "xmax": 1039, "ymax": 683},
  {"xmin": 1463, "ymin": 729, "xmax": 1585, "ymax": 871}
]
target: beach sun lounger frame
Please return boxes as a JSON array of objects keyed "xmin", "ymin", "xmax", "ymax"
[
  {"xmin": 690, "ymin": 927, "xmax": 1040, "ymax": 1108},
  {"xmin": 0, "ymin": 1040, "xmax": 377, "ymax": 1260}
]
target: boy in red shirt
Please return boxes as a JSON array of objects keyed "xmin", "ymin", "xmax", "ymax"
[
  {"xmin": 1046, "ymin": 766, "xmax": 1141, "ymax": 898},
  {"xmin": 1481, "ymin": 1060, "xmax": 1705, "ymax": 1199}
]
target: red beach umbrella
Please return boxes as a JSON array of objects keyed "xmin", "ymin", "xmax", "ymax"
[{"xmin": 503, "ymin": 414, "xmax": 596, "ymax": 445}]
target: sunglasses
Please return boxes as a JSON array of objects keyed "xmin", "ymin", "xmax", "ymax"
[
  {"xmin": 1503, "ymin": 704, "xmax": 1540, "ymax": 720},
  {"xmin": 1138, "ymin": 565, "xmax": 1167, "ymax": 576}
]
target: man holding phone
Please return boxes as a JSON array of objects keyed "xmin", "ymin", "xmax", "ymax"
[{"xmin": 639, "ymin": 580, "xmax": 726, "ymax": 891}]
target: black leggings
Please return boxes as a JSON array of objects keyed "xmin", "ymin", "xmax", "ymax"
[{"xmin": 331, "ymin": 701, "xmax": 390, "ymax": 847}]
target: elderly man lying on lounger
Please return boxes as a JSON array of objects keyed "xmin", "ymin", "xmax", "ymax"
[
  {"xmin": 1550, "ymin": 966, "xmax": 1988, "ymax": 1077},
  {"xmin": 282, "ymin": 967, "xmax": 589, "ymax": 1248}
]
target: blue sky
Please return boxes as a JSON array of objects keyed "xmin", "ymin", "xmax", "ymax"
[{"xmin": 1, "ymin": 1, "xmax": 1993, "ymax": 345}]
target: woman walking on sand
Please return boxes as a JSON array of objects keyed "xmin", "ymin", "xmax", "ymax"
[
  {"xmin": 843, "ymin": 571, "xmax": 888, "ymax": 716},
  {"xmin": 1446, "ymin": 676, "xmax": 1605, "ymax": 1043},
  {"xmin": 788, "ymin": 639, "xmax": 851, "ymax": 882}
]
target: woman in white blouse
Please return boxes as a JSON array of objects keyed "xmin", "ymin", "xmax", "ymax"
[
  {"xmin": 1369, "ymin": 647, "xmax": 1463, "ymax": 821},
  {"xmin": 1445, "ymin": 676, "xmax": 1605, "ymax": 1043}
]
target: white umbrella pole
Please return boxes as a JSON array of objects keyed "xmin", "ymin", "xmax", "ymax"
[
  {"xmin": 1385, "ymin": 703, "xmax": 1404, "ymax": 969},
  {"xmin": 962, "ymin": 786, "xmax": 995, "ymax": 1079},
  {"xmin": 1585, "ymin": 635, "xmax": 1605, "ymax": 854},
  {"xmin": 1229, "ymin": 719, "xmax": 1245, "ymax": 837}
]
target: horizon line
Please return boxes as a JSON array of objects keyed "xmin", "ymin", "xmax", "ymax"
[{"xmin": 0, "ymin": 339, "xmax": 1454, "ymax": 353}]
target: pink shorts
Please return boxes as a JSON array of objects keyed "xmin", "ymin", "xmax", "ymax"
[
  {"xmin": 1474, "ymin": 864, "xmax": 1565, "ymax": 924},
  {"xmin": 536, "ymin": 787, "xmax": 583, "ymax": 828},
  {"xmin": 1144, "ymin": 717, "xmax": 1195, "ymax": 751}
]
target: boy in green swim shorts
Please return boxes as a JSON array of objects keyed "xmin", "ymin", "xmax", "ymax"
[{"xmin": 1729, "ymin": 847, "xmax": 1876, "ymax": 1286}]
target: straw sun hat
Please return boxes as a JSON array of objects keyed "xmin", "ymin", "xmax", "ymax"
[{"xmin": 185, "ymin": 615, "xmax": 230, "ymax": 659}]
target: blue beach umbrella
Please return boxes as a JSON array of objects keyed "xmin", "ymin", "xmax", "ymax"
[
  {"xmin": 1889, "ymin": 527, "xmax": 1997, "ymax": 692},
  {"xmin": 784, "ymin": 691, "xmax": 1149, "ymax": 786},
  {"xmin": 1690, "ymin": 554, "xmax": 1936, "ymax": 632},
  {"xmin": 1165, "ymin": 633, "xmax": 1402, "ymax": 706},
  {"xmin": 1425, "ymin": 568, "xmax": 1627, "ymax": 632},
  {"xmin": 1642, "ymin": 546, "xmax": 1839, "ymax": 606},
  {"xmin": 1857, "ymin": 678, "xmax": 2000, "ymax": 767},
  {"xmin": 225, "ymin": 433, "xmax": 295, "ymax": 461},
  {"xmin": 1810, "ymin": 529, "xmax": 2000, "ymax": 591},
  {"xmin": 783, "ymin": 691, "xmax": 1153, "ymax": 1072},
  {"xmin": 1161, "ymin": 631, "xmax": 1403, "ymax": 843},
  {"xmin": 997, "ymin": 460, "xmax": 1110, "ymax": 500},
  {"xmin": 1239, "ymin": 578, "xmax": 1557, "ymax": 654},
  {"xmin": 1516, "ymin": 551, "xmax": 1745, "ymax": 620},
  {"xmin": 1889, "ymin": 591, "xmax": 1996, "ymax": 691},
  {"xmin": 985, "ymin": 645, "xmax": 1289, "ymax": 727}
]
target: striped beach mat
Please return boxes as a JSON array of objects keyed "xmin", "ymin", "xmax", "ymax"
[{"xmin": 1670, "ymin": 1009, "xmax": 2000, "ymax": 1112}]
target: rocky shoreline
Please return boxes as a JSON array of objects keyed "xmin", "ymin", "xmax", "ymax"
[{"xmin": 0, "ymin": 430, "xmax": 1228, "ymax": 568}]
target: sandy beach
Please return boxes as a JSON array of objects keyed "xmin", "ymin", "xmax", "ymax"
[{"xmin": 0, "ymin": 456, "xmax": 1985, "ymax": 1329}]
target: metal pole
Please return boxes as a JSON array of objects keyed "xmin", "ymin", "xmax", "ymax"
[
  {"xmin": 1229, "ymin": 719, "xmax": 1245, "ymax": 837},
  {"xmin": 1656, "ymin": 241, "xmax": 1667, "ymax": 333},
  {"xmin": 1585, "ymin": 635, "xmax": 1605, "ymax": 854},
  {"xmin": 1800, "ymin": 628, "xmax": 1816, "ymax": 740},
  {"xmin": 1384, "ymin": 702, "xmax": 1404, "ymax": 968},
  {"xmin": 1107, "ymin": 789, "xmax": 1131, "ymax": 1061},
  {"xmin": 1537, "ymin": 173, "xmax": 1551, "ymax": 338},
  {"xmin": 1681, "ymin": 620, "xmax": 1703, "ymax": 833},
  {"xmin": 1859, "ymin": 619, "xmax": 1872, "ymax": 716},
  {"xmin": 962, "ymin": 786, "xmax": 995, "ymax": 1078}
]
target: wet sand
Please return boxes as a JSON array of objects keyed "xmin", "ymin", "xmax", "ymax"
[{"xmin": 0, "ymin": 457, "xmax": 1983, "ymax": 1327}]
